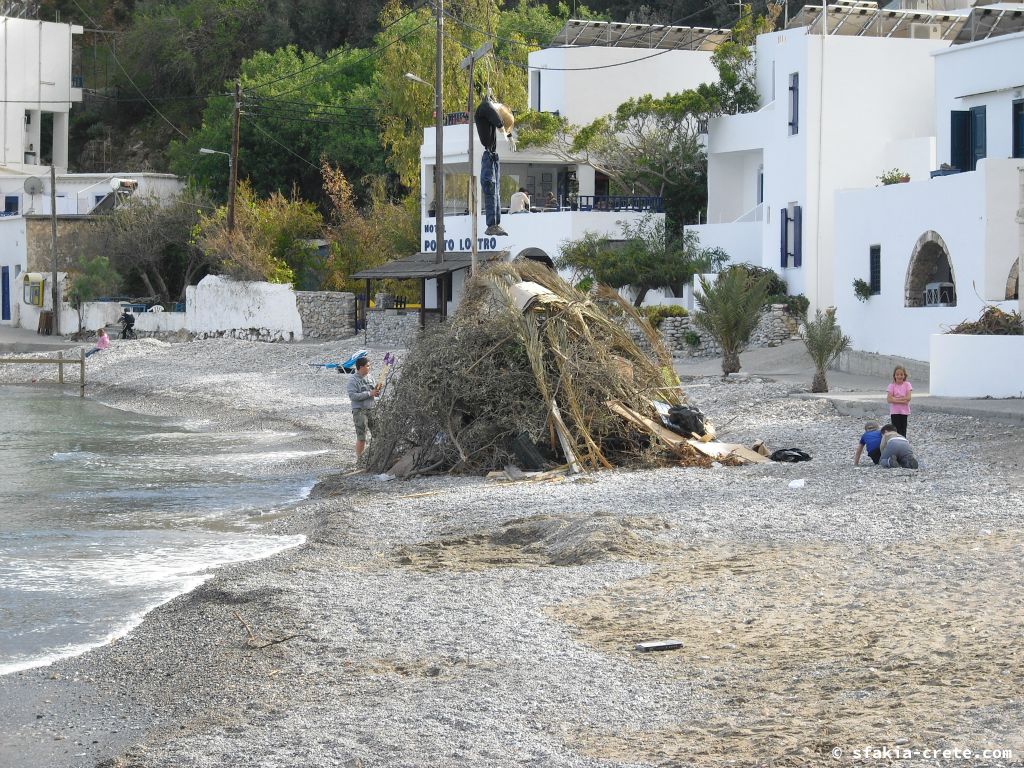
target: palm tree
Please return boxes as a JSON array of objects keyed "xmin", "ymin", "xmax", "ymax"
[
  {"xmin": 801, "ymin": 307, "xmax": 851, "ymax": 392},
  {"xmin": 692, "ymin": 266, "xmax": 771, "ymax": 375}
]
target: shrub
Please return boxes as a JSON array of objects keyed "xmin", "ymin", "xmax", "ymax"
[
  {"xmin": 683, "ymin": 330, "xmax": 702, "ymax": 348},
  {"xmin": 736, "ymin": 263, "xmax": 787, "ymax": 297},
  {"xmin": 800, "ymin": 307, "xmax": 851, "ymax": 393},
  {"xmin": 878, "ymin": 168, "xmax": 910, "ymax": 185},
  {"xmin": 852, "ymin": 278, "xmax": 873, "ymax": 302},
  {"xmin": 643, "ymin": 304, "xmax": 688, "ymax": 328},
  {"xmin": 765, "ymin": 293, "xmax": 809, "ymax": 320}
]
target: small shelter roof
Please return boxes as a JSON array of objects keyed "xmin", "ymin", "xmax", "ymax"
[{"xmin": 351, "ymin": 250, "xmax": 508, "ymax": 280}]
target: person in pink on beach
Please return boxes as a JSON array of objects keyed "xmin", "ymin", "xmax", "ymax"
[
  {"xmin": 85, "ymin": 327, "xmax": 110, "ymax": 358},
  {"xmin": 886, "ymin": 365, "xmax": 912, "ymax": 437}
]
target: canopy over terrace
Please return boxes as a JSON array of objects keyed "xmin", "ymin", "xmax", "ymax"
[{"xmin": 352, "ymin": 250, "xmax": 508, "ymax": 328}]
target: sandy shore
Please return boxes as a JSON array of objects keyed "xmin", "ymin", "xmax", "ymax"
[{"xmin": 1, "ymin": 337, "xmax": 1022, "ymax": 768}]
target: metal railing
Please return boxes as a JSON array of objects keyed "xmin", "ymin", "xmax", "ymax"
[{"xmin": 576, "ymin": 195, "xmax": 664, "ymax": 213}]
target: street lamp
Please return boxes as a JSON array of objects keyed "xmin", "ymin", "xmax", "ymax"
[
  {"xmin": 405, "ymin": 71, "xmax": 445, "ymax": 266},
  {"xmin": 199, "ymin": 147, "xmax": 235, "ymax": 231}
]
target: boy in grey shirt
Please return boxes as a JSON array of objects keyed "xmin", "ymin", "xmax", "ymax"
[
  {"xmin": 347, "ymin": 357, "xmax": 380, "ymax": 459},
  {"xmin": 879, "ymin": 424, "xmax": 919, "ymax": 469}
]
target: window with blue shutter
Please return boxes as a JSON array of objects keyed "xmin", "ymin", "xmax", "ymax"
[
  {"xmin": 970, "ymin": 106, "xmax": 987, "ymax": 171},
  {"xmin": 788, "ymin": 73, "xmax": 799, "ymax": 135},
  {"xmin": 780, "ymin": 207, "xmax": 789, "ymax": 268},
  {"xmin": 869, "ymin": 245, "xmax": 881, "ymax": 294},
  {"xmin": 792, "ymin": 205, "xmax": 802, "ymax": 268},
  {"xmin": 1012, "ymin": 100, "xmax": 1024, "ymax": 159},
  {"xmin": 950, "ymin": 110, "xmax": 970, "ymax": 171}
]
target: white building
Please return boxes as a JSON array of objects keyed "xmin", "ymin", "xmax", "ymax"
[
  {"xmin": 832, "ymin": 26, "xmax": 1024, "ymax": 391},
  {"xmin": 0, "ymin": 15, "xmax": 184, "ymax": 328},
  {"xmin": 0, "ymin": 15, "xmax": 83, "ymax": 173},
  {"xmin": 690, "ymin": 1, "xmax": 970, "ymax": 312},
  {"xmin": 356, "ymin": 20, "xmax": 729, "ymax": 315}
]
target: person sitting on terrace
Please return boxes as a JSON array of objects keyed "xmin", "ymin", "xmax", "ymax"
[
  {"xmin": 544, "ymin": 192, "xmax": 558, "ymax": 209},
  {"xmin": 509, "ymin": 188, "xmax": 530, "ymax": 214}
]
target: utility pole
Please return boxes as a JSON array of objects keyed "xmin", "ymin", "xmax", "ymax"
[
  {"xmin": 461, "ymin": 42, "xmax": 492, "ymax": 276},
  {"xmin": 434, "ymin": 0, "xmax": 445, "ymax": 264},
  {"xmin": 228, "ymin": 79, "xmax": 241, "ymax": 231},
  {"xmin": 49, "ymin": 164, "xmax": 59, "ymax": 335}
]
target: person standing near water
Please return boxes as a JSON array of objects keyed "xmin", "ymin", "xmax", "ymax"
[
  {"xmin": 347, "ymin": 357, "xmax": 380, "ymax": 460},
  {"xmin": 886, "ymin": 365, "xmax": 912, "ymax": 437}
]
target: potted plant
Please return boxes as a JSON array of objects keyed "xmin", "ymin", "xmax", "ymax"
[
  {"xmin": 878, "ymin": 168, "xmax": 910, "ymax": 185},
  {"xmin": 852, "ymin": 278, "xmax": 873, "ymax": 302}
]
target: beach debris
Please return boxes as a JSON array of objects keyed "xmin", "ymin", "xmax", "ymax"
[
  {"xmin": 232, "ymin": 611, "xmax": 310, "ymax": 650},
  {"xmin": 770, "ymin": 448, "xmax": 812, "ymax": 463},
  {"xmin": 788, "ymin": 478, "xmax": 807, "ymax": 489},
  {"xmin": 635, "ymin": 640, "xmax": 684, "ymax": 652},
  {"xmin": 364, "ymin": 261, "xmax": 718, "ymax": 476}
]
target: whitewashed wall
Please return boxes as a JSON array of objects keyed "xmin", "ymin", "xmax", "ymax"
[
  {"xmin": 933, "ymin": 31, "xmax": 1024, "ymax": 166},
  {"xmin": 0, "ymin": 217, "xmax": 26, "ymax": 325},
  {"xmin": 186, "ymin": 275, "xmax": 303, "ymax": 341},
  {"xmin": 529, "ymin": 46, "xmax": 718, "ymax": 126},
  {"xmin": 700, "ymin": 29, "xmax": 947, "ymax": 312},
  {"xmin": 930, "ymin": 334, "xmax": 1024, "ymax": 398},
  {"xmin": 833, "ymin": 161, "xmax": 1020, "ymax": 361},
  {"xmin": 0, "ymin": 16, "xmax": 82, "ymax": 172}
]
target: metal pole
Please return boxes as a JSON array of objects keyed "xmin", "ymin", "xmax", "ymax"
[
  {"xmin": 434, "ymin": 0, "xmax": 445, "ymax": 265},
  {"xmin": 79, "ymin": 348, "xmax": 85, "ymax": 397},
  {"xmin": 228, "ymin": 79, "xmax": 241, "ymax": 231},
  {"xmin": 468, "ymin": 56, "xmax": 477, "ymax": 275},
  {"xmin": 49, "ymin": 164, "xmax": 59, "ymax": 335}
]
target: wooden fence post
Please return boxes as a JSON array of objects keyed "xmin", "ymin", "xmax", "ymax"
[
  {"xmin": 58, "ymin": 350, "xmax": 64, "ymax": 384},
  {"xmin": 80, "ymin": 349, "xmax": 85, "ymax": 397}
]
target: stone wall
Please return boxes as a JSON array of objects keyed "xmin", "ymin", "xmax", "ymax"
[
  {"xmin": 296, "ymin": 291, "xmax": 357, "ymax": 339},
  {"xmin": 364, "ymin": 308, "xmax": 443, "ymax": 347},
  {"xmin": 633, "ymin": 305, "xmax": 801, "ymax": 358},
  {"xmin": 25, "ymin": 216, "xmax": 93, "ymax": 272}
]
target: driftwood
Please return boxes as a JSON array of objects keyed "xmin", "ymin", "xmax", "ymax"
[{"xmin": 363, "ymin": 261, "xmax": 710, "ymax": 476}]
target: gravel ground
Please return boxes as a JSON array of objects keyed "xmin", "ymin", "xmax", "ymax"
[{"xmin": 1, "ymin": 337, "xmax": 1022, "ymax": 768}]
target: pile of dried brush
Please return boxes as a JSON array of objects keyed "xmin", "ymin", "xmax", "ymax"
[
  {"xmin": 363, "ymin": 261, "xmax": 710, "ymax": 477},
  {"xmin": 947, "ymin": 306, "xmax": 1023, "ymax": 336}
]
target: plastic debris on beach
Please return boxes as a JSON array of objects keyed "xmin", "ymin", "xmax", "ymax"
[{"xmin": 363, "ymin": 261, "xmax": 761, "ymax": 478}]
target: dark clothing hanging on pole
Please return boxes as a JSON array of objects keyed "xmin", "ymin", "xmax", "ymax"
[{"xmin": 474, "ymin": 99, "xmax": 503, "ymax": 153}]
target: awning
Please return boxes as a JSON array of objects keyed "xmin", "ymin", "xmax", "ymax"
[{"xmin": 351, "ymin": 250, "xmax": 508, "ymax": 280}]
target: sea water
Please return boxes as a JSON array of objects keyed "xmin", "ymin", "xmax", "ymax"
[{"xmin": 0, "ymin": 386, "xmax": 316, "ymax": 675}]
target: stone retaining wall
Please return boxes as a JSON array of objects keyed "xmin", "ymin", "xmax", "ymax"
[
  {"xmin": 364, "ymin": 309, "xmax": 444, "ymax": 347},
  {"xmin": 631, "ymin": 305, "xmax": 801, "ymax": 358},
  {"xmin": 295, "ymin": 291, "xmax": 357, "ymax": 339}
]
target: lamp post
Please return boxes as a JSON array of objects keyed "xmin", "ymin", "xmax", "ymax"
[
  {"xmin": 459, "ymin": 42, "xmax": 491, "ymax": 276},
  {"xmin": 405, "ymin": 71, "xmax": 445, "ymax": 266},
  {"xmin": 199, "ymin": 147, "xmax": 235, "ymax": 231}
]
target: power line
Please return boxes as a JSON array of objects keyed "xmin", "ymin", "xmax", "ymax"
[
  {"xmin": 108, "ymin": 39, "xmax": 189, "ymax": 139},
  {"xmin": 247, "ymin": 118, "xmax": 322, "ymax": 171}
]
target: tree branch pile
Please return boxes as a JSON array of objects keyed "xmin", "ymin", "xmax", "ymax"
[{"xmin": 363, "ymin": 261, "xmax": 711, "ymax": 477}]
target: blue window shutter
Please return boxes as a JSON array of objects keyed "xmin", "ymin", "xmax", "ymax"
[
  {"xmin": 793, "ymin": 205, "xmax": 802, "ymax": 268},
  {"xmin": 780, "ymin": 208, "xmax": 789, "ymax": 268},
  {"xmin": 950, "ymin": 110, "xmax": 970, "ymax": 171}
]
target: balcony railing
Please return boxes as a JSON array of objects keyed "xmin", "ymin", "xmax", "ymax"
[{"xmin": 576, "ymin": 195, "xmax": 664, "ymax": 213}]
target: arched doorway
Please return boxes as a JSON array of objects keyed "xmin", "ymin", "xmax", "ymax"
[
  {"xmin": 1006, "ymin": 259, "xmax": 1019, "ymax": 300},
  {"xmin": 905, "ymin": 231, "xmax": 956, "ymax": 307},
  {"xmin": 515, "ymin": 248, "xmax": 555, "ymax": 270}
]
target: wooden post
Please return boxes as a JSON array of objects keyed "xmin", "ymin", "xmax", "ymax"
[
  {"xmin": 420, "ymin": 278, "xmax": 427, "ymax": 329},
  {"xmin": 79, "ymin": 348, "xmax": 85, "ymax": 397},
  {"xmin": 57, "ymin": 349, "xmax": 64, "ymax": 384}
]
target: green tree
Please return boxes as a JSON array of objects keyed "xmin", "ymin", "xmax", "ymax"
[
  {"xmin": 374, "ymin": 0, "xmax": 558, "ymax": 191},
  {"xmin": 67, "ymin": 255, "xmax": 122, "ymax": 334},
  {"xmin": 321, "ymin": 163, "xmax": 420, "ymax": 297},
  {"xmin": 169, "ymin": 44, "xmax": 383, "ymax": 206},
  {"xmin": 197, "ymin": 181, "xmax": 322, "ymax": 284},
  {"xmin": 692, "ymin": 265, "xmax": 771, "ymax": 374},
  {"xmin": 801, "ymin": 306, "xmax": 851, "ymax": 393},
  {"xmin": 83, "ymin": 189, "xmax": 215, "ymax": 302},
  {"xmin": 556, "ymin": 215, "xmax": 727, "ymax": 306}
]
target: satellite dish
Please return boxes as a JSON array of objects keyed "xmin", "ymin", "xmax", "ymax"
[{"xmin": 24, "ymin": 177, "xmax": 44, "ymax": 195}]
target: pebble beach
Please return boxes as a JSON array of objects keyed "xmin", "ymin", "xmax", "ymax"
[{"xmin": 1, "ymin": 336, "xmax": 1022, "ymax": 768}]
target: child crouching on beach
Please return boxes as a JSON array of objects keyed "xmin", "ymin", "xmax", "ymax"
[
  {"xmin": 879, "ymin": 424, "xmax": 919, "ymax": 469},
  {"xmin": 854, "ymin": 420, "xmax": 882, "ymax": 465}
]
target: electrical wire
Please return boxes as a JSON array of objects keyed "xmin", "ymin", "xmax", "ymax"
[
  {"xmin": 108, "ymin": 40, "xmax": 189, "ymax": 139},
  {"xmin": 246, "ymin": 118, "xmax": 322, "ymax": 171}
]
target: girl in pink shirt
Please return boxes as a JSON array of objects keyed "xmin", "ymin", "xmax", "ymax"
[
  {"xmin": 85, "ymin": 328, "xmax": 110, "ymax": 358},
  {"xmin": 886, "ymin": 365, "xmax": 912, "ymax": 437}
]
